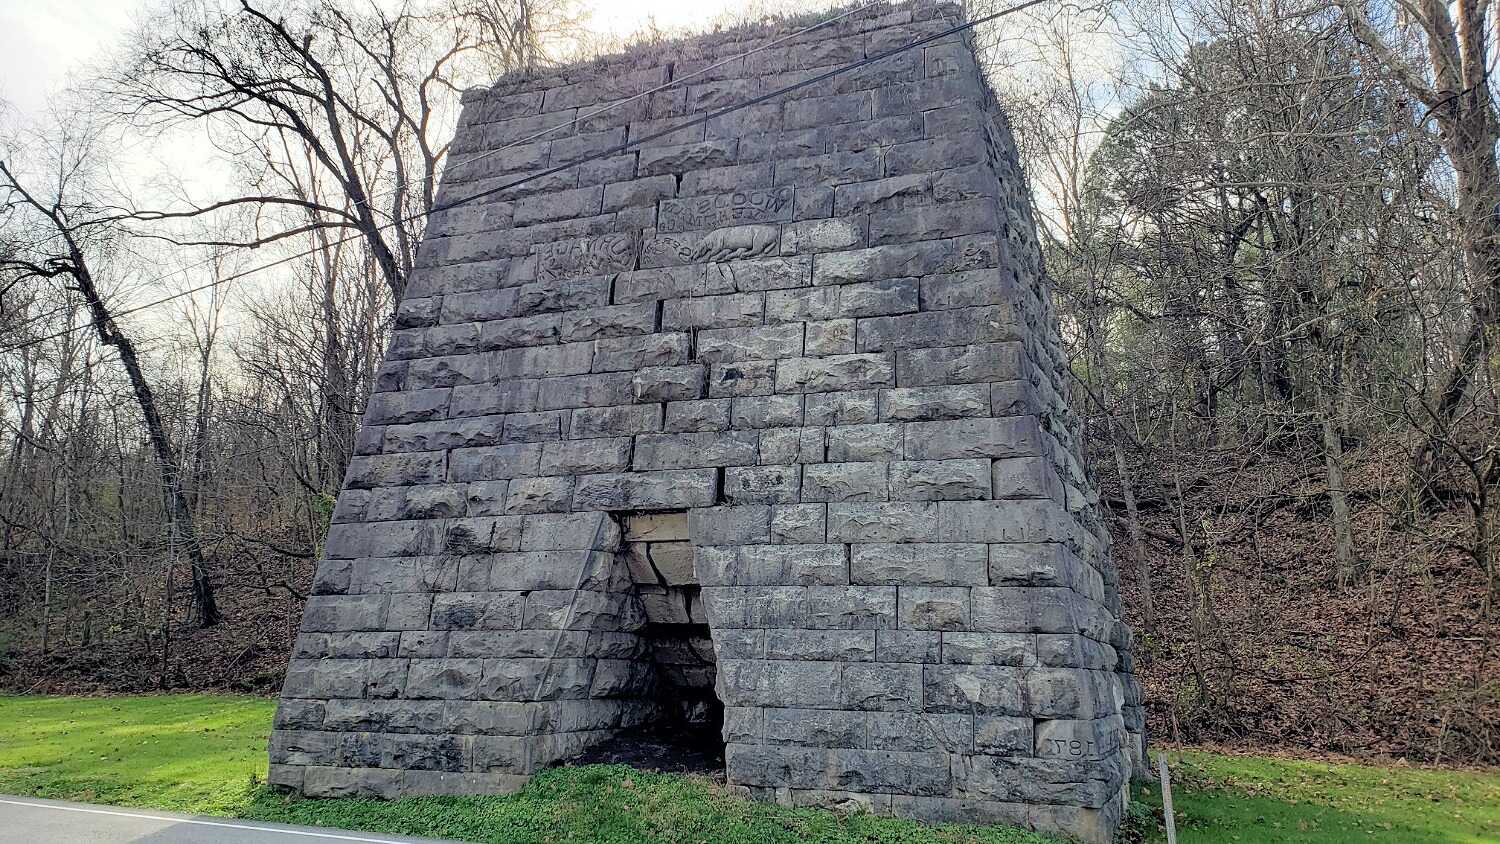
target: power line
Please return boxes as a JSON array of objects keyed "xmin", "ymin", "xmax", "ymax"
[
  {"xmin": 1, "ymin": 0, "xmax": 1048, "ymax": 357},
  {"xmin": 440, "ymin": 0, "xmax": 1050, "ymax": 214},
  {"xmin": 425, "ymin": 1, "xmax": 888, "ymax": 186},
  {"xmin": 1, "ymin": 0, "xmax": 888, "ymax": 353},
  {"xmin": 4, "ymin": 5, "xmax": 883, "ymax": 307}
]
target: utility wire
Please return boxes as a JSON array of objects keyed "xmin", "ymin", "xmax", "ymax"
[
  {"xmin": 1, "ymin": 0, "xmax": 1047, "ymax": 357},
  {"xmin": 2, "ymin": 2, "xmax": 886, "ymax": 342},
  {"xmin": 433, "ymin": 0, "xmax": 888, "ymax": 180},
  {"xmin": 432, "ymin": 0, "xmax": 1046, "ymax": 213},
  {"xmin": 1, "ymin": 1, "xmax": 888, "ymax": 353}
]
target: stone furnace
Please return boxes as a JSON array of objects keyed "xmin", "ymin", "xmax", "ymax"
[{"xmin": 270, "ymin": 3, "xmax": 1144, "ymax": 840}]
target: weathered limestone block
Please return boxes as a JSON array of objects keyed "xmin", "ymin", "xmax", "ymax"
[
  {"xmin": 274, "ymin": 5, "xmax": 1140, "ymax": 842},
  {"xmin": 665, "ymin": 398, "xmax": 732, "ymax": 431}
]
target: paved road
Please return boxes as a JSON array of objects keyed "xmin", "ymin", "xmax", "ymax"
[{"xmin": 0, "ymin": 796, "xmax": 460, "ymax": 844}]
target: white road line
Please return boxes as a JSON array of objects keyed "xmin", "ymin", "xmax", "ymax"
[{"xmin": 0, "ymin": 797, "xmax": 422, "ymax": 843}]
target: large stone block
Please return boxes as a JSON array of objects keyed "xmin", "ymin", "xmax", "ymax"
[
  {"xmin": 879, "ymin": 385, "xmax": 990, "ymax": 421},
  {"xmin": 867, "ymin": 712, "xmax": 972, "ymax": 753},
  {"xmin": 613, "ymin": 266, "xmax": 720, "ymax": 304},
  {"xmin": 889, "ymin": 458, "xmax": 990, "ymax": 500},
  {"xmin": 706, "ymin": 255, "xmax": 812, "ymax": 293},
  {"xmin": 857, "ymin": 306, "xmax": 1022, "ymax": 352},
  {"xmin": 573, "ymin": 469, "xmax": 719, "ymax": 510},
  {"xmin": 697, "ymin": 324, "xmax": 805, "ymax": 364},
  {"xmin": 826, "ymin": 503, "xmax": 940, "ymax": 542},
  {"xmin": 665, "ymin": 398, "xmax": 732, "ymax": 432},
  {"xmin": 850, "ymin": 543, "xmax": 987, "ymax": 585},
  {"xmin": 894, "ymin": 342, "xmax": 1023, "ymax": 386},
  {"xmin": 903, "ymin": 417, "xmax": 1041, "ymax": 460},
  {"xmin": 690, "ymin": 505, "xmax": 773, "ymax": 545},
  {"xmin": 632, "ymin": 363, "xmax": 709, "ymax": 403},
  {"xmin": 634, "ymin": 431, "xmax": 759, "ymax": 470},
  {"xmin": 775, "ymin": 354, "xmax": 895, "ymax": 393},
  {"xmin": 345, "ymin": 453, "xmax": 446, "ymax": 489},
  {"xmin": 724, "ymin": 465, "xmax": 801, "ymax": 504},
  {"xmin": 802, "ymin": 462, "xmax": 890, "ymax": 502},
  {"xmin": 811, "ymin": 235, "xmax": 998, "ymax": 286},
  {"xmin": 638, "ymin": 139, "xmax": 738, "ymax": 176}
]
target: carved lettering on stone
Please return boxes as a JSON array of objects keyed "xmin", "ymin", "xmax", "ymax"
[
  {"xmin": 534, "ymin": 232, "xmax": 638, "ymax": 282},
  {"xmin": 658, "ymin": 188, "xmax": 794, "ymax": 233}
]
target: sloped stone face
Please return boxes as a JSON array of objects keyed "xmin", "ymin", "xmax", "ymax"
[{"xmin": 271, "ymin": 3, "xmax": 1142, "ymax": 841}]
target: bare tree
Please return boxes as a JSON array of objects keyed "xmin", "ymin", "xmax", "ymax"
[
  {"xmin": 0, "ymin": 125, "xmax": 220, "ymax": 626},
  {"xmin": 108, "ymin": 0, "xmax": 564, "ymax": 301},
  {"xmin": 1334, "ymin": 0, "xmax": 1500, "ymax": 491}
]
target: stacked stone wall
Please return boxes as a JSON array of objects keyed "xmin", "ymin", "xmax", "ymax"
[{"xmin": 271, "ymin": 3, "xmax": 1142, "ymax": 841}]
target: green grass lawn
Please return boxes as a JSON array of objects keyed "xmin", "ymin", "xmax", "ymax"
[
  {"xmin": 1134, "ymin": 749, "xmax": 1500, "ymax": 844},
  {"xmin": 0, "ymin": 695, "xmax": 1495, "ymax": 843},
  {"xmin": 0, "ymin": 693, "xmax": 274, "ymax": 814}
]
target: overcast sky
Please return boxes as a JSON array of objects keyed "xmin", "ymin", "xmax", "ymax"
[
  {"xmin": 0, "ymin": 0, "xmax": 827, "ymax": 121},
  {"xmin": 0, "ymin": 0, "xmax": 837, "ymax": 224},
  {"xmin": 0, "ymin": 1, "xmax": 134, "ymax": 118},
  {"xmin": 0, "ymin": 0, "xmax": 840, "ymax": 334},
  {"xmin": 0, "ymin": 0, "xmax": 1091, "ymax": 341}
]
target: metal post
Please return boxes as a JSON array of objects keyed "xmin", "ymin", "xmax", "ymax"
[{"xmin": 1157, "ymin": 753, "xmax": 1177, "ymax": 844}]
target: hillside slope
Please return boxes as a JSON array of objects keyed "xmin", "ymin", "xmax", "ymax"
[{"xmin": 1113, "ymin": 446, "xmax": 1498, "ymax": 766}]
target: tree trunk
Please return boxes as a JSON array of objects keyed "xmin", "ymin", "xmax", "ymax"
[
  {"xmin": 1317, "ymin": 379, "xmax": 1358, "ymax": 586},
  {"xmin": 1475, "ymin": 489, "xmax": 1494, "ymax": 616},
  {"xmin": 1168, "ymin": 400, "xmax": 1213, "ymax": 709},
  {"xmin": 67, "ymin": 248, "xmax": 221, "ymax": 627},
  {"xmin": 40, "ymin": 546, "xmax": 54, "ymax": 657},
  {"xmin": 1112, "ymin": 438, "xmax": 1155, "ymax": 630},
  {"xmin": 160, "ymin": 546, "xmax": 175, "ymax": 688},
  {"xmin": 1173, "ymin": 467, "xmax": 1213, "ymax": 708}
]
